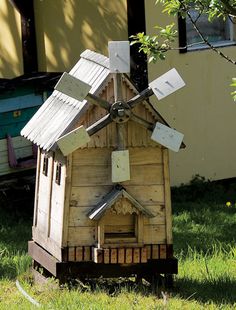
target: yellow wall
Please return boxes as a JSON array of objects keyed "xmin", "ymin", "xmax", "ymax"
[
  {"xmin": 145, "ymin": 0, "xmax": 236, "ymax": 185},
  {"xmin": 0, "ymin": 0, "xmax": 23, "ymax": 78},
  {"xmin": 34, "ymin": 0, "xmax": 128, "ymax": 72}
]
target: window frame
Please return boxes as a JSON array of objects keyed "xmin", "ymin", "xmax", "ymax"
[{"xmin": 178, "ymin": 13, "xmax": 236, "ymax": 52}]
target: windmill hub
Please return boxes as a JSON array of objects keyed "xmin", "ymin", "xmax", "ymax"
[{"xmin": 110, "ymin": 101, "xmax": 131, "ymax": 123}]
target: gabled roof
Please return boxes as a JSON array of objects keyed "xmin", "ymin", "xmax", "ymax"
[
  {"xmin": 21, "ymin": 49, "xmax": 171, "ymax": 152},
  {"xmin": 88, "ymin": 186, "xmax": 154, "ymax": 220}
]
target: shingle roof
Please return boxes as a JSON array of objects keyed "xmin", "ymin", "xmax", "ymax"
[{"xmin": 21, "ymin": 50, "xmax": 111, "ymax": 151}]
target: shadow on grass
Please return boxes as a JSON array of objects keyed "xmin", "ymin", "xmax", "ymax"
[{"xmin": 175, "ymin": 276, "xmax": 236, "ymax": 305}]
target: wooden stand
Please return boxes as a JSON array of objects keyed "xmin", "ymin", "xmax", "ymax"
[{"xmin": 29, "ymin": 241, "xmax": 177, "ymax": 290}]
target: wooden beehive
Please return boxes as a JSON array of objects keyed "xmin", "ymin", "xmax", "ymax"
[{"xmin": 22, "ymin": 50, "xmax": 179, "ymax": 283}]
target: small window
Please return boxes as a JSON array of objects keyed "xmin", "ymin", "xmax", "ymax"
[
  {"xmin": 42, "ymin": 156, "xmax": 49, "ymax": 176},
  {"xmin": 55, "ymin": 163, "xmax": 62, "ymax": 185},
  {"xmin": 179, "ymin": 10, "xmax": 235, "ymax": 51}
]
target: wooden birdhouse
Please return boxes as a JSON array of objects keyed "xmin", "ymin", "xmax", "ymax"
[{"xmin": 21, "ymin": 42, "xmax": 185, "ymax": 287}]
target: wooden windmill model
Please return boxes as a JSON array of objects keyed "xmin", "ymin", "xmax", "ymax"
[{"xmin": 22, "ymin": 41, "xmax": 185, "ymax": 286}]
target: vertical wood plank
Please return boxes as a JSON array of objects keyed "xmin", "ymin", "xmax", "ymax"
[
  {"xmin": 68, "ymin": 247, "xmax": 75, "ymax": 261},
  {"xmin": 125, "ymin": 248, "xmax": 133, "ymax": 263},
  {"xmin": 163, "ymin": 149, "xmax": 173, "ymax": 244},
  {"xmin": 118, "ymin": 248, "xmax": 125, "ymax": 264},
  {"xmin": 93, "ymin": 248, "xmax": 103, "ymax": 263},
  {"xmin": 110, "ymin": 249, "xmax": 117, "ymax": 264},
  {"xmin": 83, "ymin": 247, "xmax": 91, "ymax": 261},
  {"xmin": 137, "ymin": 214, "xmax": 144, "ymax": 244},
  {"xmin": 141, "ymin": 247, "xmax": 147, "ymax": 263},
  {"xmin": 33, "ymin": 148, "xmax": 41, "ymax": 227},
  {"xmin": 133, "ymin": 248, "xmax": 140, "ymax": 263},
  {"xmin": 97, "ymin": 220, "xmax": 104, "ymax": 248},
  {"xmin": 76, "ymin": 247, "xmax": 83, "ymax": 262},
  {"xmin": 62, "ymin": 153, "xmax": 72, "ymax": 247},
  {"xmin": 145, "ymin": 245, "xmax": 151, "ymax": 260},
  {"xmin": 152, "ymin": 245, "xmax": 159, "ymax": 259},
  {"xmin": 160, "ymin": 244, "xmax": 166, "ymax": 259},
  {"xmin": 47, "ymin": 155, "xmax": 55, "ymax": 237},
  {"xmin": 104, "ymin": 249, "xmax": 110, "ymax": 264}
]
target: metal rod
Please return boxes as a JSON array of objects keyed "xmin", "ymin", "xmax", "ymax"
[
  {"xmin": 87, "ymin": 114, "xmax": 113, "ymax": 136},
  {"xmin": 86, "ymin": 93, "xmax": 110, "ymax": 111},
  {"xmin": 127, "ymin": 87, "xmax": 154, "ymax": 108}
]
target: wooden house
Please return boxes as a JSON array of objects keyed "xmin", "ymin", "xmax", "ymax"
[{"xmin": 22, "ymin": 49, "xmax": 181, "ymax": 286}]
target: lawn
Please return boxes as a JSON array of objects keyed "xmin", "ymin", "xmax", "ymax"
[{"xmin": 0, "ymin": 177, "xmax": 236, "ymax": 309}]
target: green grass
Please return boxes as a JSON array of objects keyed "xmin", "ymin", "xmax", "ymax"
[{"xmin": 0, "ymin": 179, "xmax": 236, "ymax": 309}]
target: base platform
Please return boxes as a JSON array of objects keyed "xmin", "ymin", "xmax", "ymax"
[{"xmin": 29, "ymin": 241, "xmax": 178, "ymax": 285}]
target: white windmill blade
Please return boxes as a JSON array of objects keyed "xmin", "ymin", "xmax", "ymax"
[
  {"xmin": 55, "ymin": 72, "xmax": 91, "ymax": 101},
  {"xmin": 57, "ymin": 125, "xmax": 91, "ymax": 156},
  {"xmin": 108, "ymin": 41, "xmax": 130, "ymax": 73},
  {"xmin": 111, "ymin": 150, "xmax": 130, "ymax": 183},
  {"xmin": 149, "ymin": 68, "xmax": 185, "ymax": 100},
  {"xmin": 151, "ymin": 122, "xmax": 184, "ymax": 152}
]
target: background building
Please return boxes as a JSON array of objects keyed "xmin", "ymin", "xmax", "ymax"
[{"xmin": 0, "ymin": 0, "xmax": 235, "ymax": 185}]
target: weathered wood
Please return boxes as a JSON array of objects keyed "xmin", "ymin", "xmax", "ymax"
[
  {"xmin": 62, "ymin": 153, "xmax": 73, "ymax": 247},
  {"xmin": 118, "ymin": 248, "xmax": 125, "ymax": 264},
  {"xmin": 160, "ymin": 244, "xmax": 167, "ymax": 259},
  {"xmin": 70, "ymin": 185, "xmax": 112, "ymax": 207},
  {"xmin": 104, "ymin": 248, "xmax": 110, "ymax": 264},
  {"xmin": 143, "ymin": 225, "xmax": 166, "ymax": 244},
  {"xmin": 110, "ymin": 248, "xmax": 118, "ymax": 264},
  {"xmin": 93, "ymin": 248, "xmax": 103, "ymax": 263},
  {"xmin": 133, "ymin": 248, "xmax": 140, "ymax": 263},
  {"xmin": 141, "ymin": 247, "xmax": 147, "ymax": 263},
  {"xmin": 146, "ymin": 245, "xmax": 151, "ymax": 260},
  {"xmin": 137, "ymin": 214, "xmax": 144, "ymax": 244},
  {"xmin": 32, "ymin": 227, "xmax": 63, "ymax": 261},
  {"xmin": 33, "ymin": 148, "xmax": 41, "ymax": 227},
  {"xmin": 28, "ymin": 241, "xmax": 58, "ymax": 277},
  {"xmin": 163, "ymin": 149, "xmax": 173, "ymax": 244},
  {"xmin": 125, "ymin": 248, "xmax": 133, "ymax": 263},
  {"xmin": 67, "ymin": 227, "xmax": 96, "ymax": 246},
  {"xmin": 71, "ymin": 164, "xmax": 163, "ymax": 186},
  {"xmin": 84, "ymin": 247, "xmax": 91, "ymax": 261},
  {"xmin": 152, "ymin": 245, "xmax": 159, "ymax": 259},
  {"xmin": 75, "ymin": 247, "xmax": 83, "ymax": 262},
  {"xmin": 68, "ymin": 247, "xmax": 75, "ymax": 261}
]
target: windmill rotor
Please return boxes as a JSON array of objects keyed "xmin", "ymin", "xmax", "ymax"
[{"xmin": 55, "ymin": 41, "xmax": 186, "ymax": 182}]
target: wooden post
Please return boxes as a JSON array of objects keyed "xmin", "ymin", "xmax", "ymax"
[
  {"xmin": 163, "ymin": 149, "xmax": 173, "ymax": 244},
  {"xmin": 114, "ymin": 73, "xmax": 125, "ymax": 150}
]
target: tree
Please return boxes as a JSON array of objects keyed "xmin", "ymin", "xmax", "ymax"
[{"xmin": 130, "ymin": 0, "xmax": 236, "ymax": 98}]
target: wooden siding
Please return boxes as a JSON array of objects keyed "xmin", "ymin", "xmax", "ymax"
[
  {"xmin": 33, "ymin": 149, "xmax": 67, "ymax": 258},
  {"xmin": 74, "ymin": 80, "xmax": 158, "ymax": 148},
  {"xmin": 68, "ymin": 145, "xmax": 167, "ymax": 247}
]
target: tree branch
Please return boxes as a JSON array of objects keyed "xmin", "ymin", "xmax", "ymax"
[
  {"xmin": 220, "ymin": 0, "xmax": 236, "ymax": 17},
  {"xmin": 187, "ymin": 11, "xmax": 236, "ymax": 66}
]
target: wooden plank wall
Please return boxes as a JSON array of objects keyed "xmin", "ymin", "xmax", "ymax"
[
  {"xmin": 79, "ymin": 81, "xmax": 157, "ymax": 148},
  {"xmin": 0, "ymin": 136, "xmax": 34, "ymax": 176},
  {"xmin": 33, "ymin": 150, "xmax": 67, "ymax": 261},
  {"xmin": 69, "ymin": 146, "xmax": 167, "ymax": 247}
]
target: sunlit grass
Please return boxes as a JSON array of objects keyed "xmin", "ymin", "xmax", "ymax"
[{"xmin": 0, "ymin": 179, "xmax": 236, "ymax": 309}]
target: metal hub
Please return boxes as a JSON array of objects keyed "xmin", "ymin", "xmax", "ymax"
[{"xmin": 110, "ymin": 101, "xmax": 131, "ymax": 123}]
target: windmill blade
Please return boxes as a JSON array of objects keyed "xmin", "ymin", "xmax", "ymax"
[
  {"xmin": 55, "ymin": 72, "xmax": 91, "ymax": 101},
  {"xmin": 108, "ymin": 41, "xmax": 130, "ymax": 73},
  {"xmin": 55, "ymin": 72, "xmax": 110, "ymax": 110},
  {"xmin": 57, "ymin": 125, "xmax": 91, "ymax": 156},
  {"xmin": 151, "ymin": 122, "xmax": 184, "ymax": 152},
  {"xmin": 149, "ymin": 68, "xmax": 185, "ymax": 100},
  {"xmin": 111, "ymin": 150, "xmax": 130, "ymax": 183}
]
